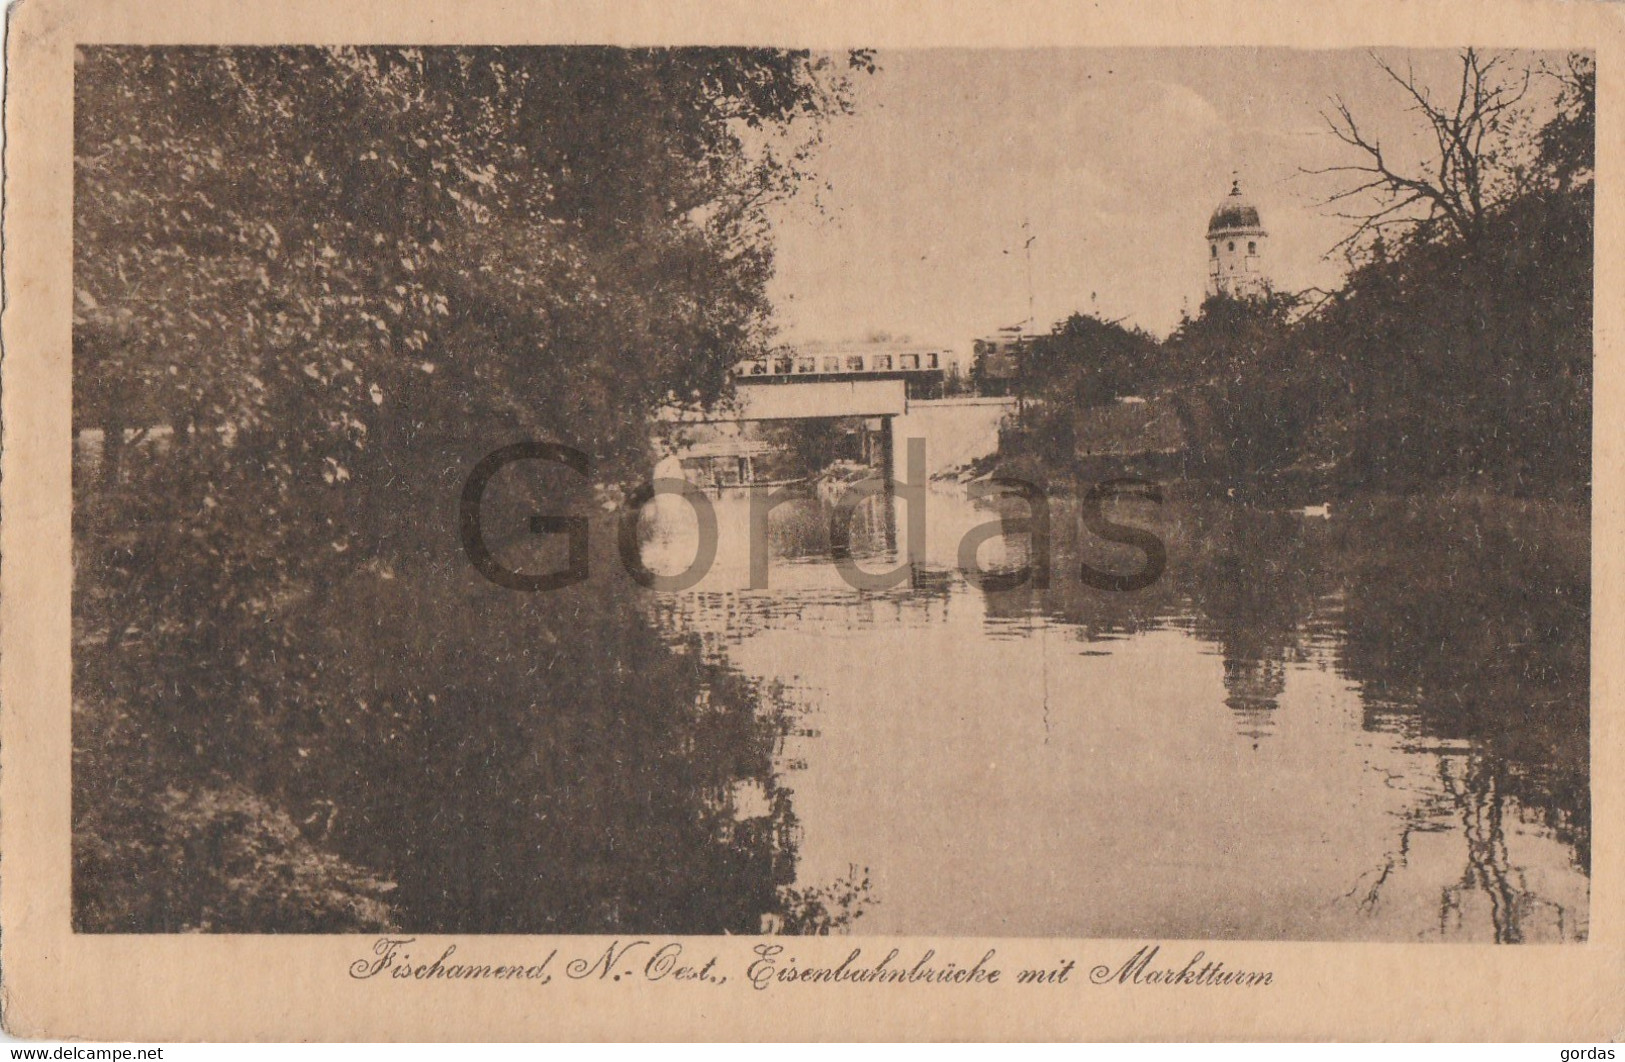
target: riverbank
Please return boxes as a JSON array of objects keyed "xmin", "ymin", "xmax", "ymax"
[{"xmin": 73, "ymin": 514, "xmax": 804, "ymax": 934}]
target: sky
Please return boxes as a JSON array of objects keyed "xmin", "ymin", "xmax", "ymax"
[{"xmin": 764, "ymin": 47, "xmax": 1568, "ymax": 354}]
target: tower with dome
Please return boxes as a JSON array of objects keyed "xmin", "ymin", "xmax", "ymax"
[{"xmin": 1206, "ymin": 178, "xmax": 1269, "ymax": 299}]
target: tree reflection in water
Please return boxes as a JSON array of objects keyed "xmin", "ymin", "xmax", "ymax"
[
  {"xmin": 284, "ymin": 522, "xmax": 815, "ymax": 935},
  {"xmin": 662, "ymin": 483, "xmax": 1587, "ymax": 940},
  {"xmin": 990, "ymin": 489, "xmax": 1589, "ymax": 940}
]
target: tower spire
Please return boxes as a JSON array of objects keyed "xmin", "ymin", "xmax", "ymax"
[{"xmin": 1206, "ymin": 176, "xmax": 1268, "ymax": 299}]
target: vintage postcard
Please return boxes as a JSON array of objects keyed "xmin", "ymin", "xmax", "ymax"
[{"xmin": 2, "ymin": 0, "xmax": 1622, "ymax": 1042}]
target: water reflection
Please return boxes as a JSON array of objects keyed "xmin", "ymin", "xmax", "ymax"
[{"xmin": 644, "ymin": 481, "xmax": 1589, "ymax": 942}]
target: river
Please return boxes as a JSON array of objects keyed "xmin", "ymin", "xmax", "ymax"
[{"xmin": 639, "ymin": 417, "xmax": 1590, "ymax": 943}]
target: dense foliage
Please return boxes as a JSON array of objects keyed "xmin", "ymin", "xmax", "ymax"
[
  {"xmin": 999, "ymin": 313, "xmax": 1161, "ymax": 467},
  {"xmin": 73, "ymin": 46, "xmax": 868, "ymax": 931},
  {"xmin": 1000, "ymin": 51, "xmax": 1593, "ymax": 501}
]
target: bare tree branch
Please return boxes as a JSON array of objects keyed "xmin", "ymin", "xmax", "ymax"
[{"xmin": 1304, "ymin": 48, "xmax": 1538, "ymax": 258}]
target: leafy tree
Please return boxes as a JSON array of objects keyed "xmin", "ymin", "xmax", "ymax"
[
  {"xmin": 1162, "ymin": 289, "xmax": 1317, "ymax": 482},
  {"xmin": 1026, "ymin": 312, "xmax": 1160, "ymax": 405},
  {"xmin": 1537, "ymin": 53, "xmax": 1595, "ymax": 193},
  {"xmin": 72, "ymin": 46, "xmax": 870, "ymax": 931},
  {"xmin": 1300, "ymin": 49, "xmax": 1593, "ymax": 494},
  {"xmin": 998, "ymin": 312, "xmax": 1159, "ymax": 467}
]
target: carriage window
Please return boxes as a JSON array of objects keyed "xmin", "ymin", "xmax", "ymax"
[
  {"xmin": 846, "ymin": 355, "xmax": 866, "ymax": 371},
  {"xmin": 796, "ymin": 357, "xmax": 816, "ymax": 373},
  {"xmin": 927, "ymin": 353, "xmax": 939, "ymax": 368},
  {"xmin": 823, "ymin": 356, "xmax": 841, "ymax": 373},
  {"xmin": 900, "ymin": 353, "xmax": 920, "ymax": 370},
  {"xmin": 872, "ymin": 354, "xmax": 893, "ymax": 370},
  {"xmin": 749, "ymin": 360, "xmax": 768, "ymax": 375},
  {"xmin": 773, "ymin": 357, "xmax": 794, "ymax": 374}
]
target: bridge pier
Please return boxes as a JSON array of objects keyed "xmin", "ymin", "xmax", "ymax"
[{"xmin": 877, "ymin": 415, "xmax": 895, "ymax": 488}]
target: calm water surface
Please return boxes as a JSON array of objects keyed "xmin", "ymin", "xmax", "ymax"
[{"xmin": 643, "ymin": 472, "xmax": 1589, "ymax": 943}]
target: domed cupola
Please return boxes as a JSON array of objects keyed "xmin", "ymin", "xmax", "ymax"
[
  {"xmin": 1206, "ymin": 178, "xmax": 1269, "ymax": 298},
  {"xmin": 1208, "ymin": 179, "xmax": 1265, "ymax": 236}
]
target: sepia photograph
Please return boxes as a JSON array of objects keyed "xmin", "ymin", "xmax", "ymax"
[{"xmin": 62, "ymin": 39, "xmax": 1594, "ymax": 950}]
